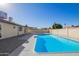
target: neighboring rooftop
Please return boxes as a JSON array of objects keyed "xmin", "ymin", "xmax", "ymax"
[
  {"xmin": 64, "ymin": 25, "xmax": 79, "ymax": 29},
  {"xmin": 0, "ymin": 19, "xmax": 24, "ymax": 27}
]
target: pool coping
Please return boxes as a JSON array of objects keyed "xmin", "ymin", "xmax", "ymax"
[{"xmin": 32, "ymin": 35, "xmax": 38, "ymax": 54}]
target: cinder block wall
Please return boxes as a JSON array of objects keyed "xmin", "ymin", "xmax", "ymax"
[
  {"xmin": 49, "ymin": 28, "xmax": 79, "ymax": 39},
  {"xmin": 26, "ymin": 29, "xmax": 49, "ymax": 34}
]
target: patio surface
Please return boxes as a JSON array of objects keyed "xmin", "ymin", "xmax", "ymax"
[{"xmin": 0, "ymin": 34, "xmax": 32, "ymax": 56}]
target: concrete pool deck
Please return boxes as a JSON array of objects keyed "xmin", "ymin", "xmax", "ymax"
[{"xmin": 9, "ymin": 35, "xmax": 79, "ymax": 56}]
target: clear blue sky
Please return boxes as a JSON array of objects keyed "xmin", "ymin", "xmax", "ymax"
[{"xmin": 0, "ymin": 3, "xmax": 79, "ymax": 28}]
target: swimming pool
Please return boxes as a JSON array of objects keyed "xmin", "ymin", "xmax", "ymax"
[{"xmin": 34, "ymin": 34, "xmax": 79, "ymax": 53}]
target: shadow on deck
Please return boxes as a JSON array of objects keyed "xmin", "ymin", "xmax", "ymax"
[{"xmin": 0, "ymin": 33, "xmax": 33, "ymax": 56}]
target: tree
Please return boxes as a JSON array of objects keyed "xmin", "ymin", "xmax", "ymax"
[
  {"xmin": 52, "ymin": 23, "xmax": 63, "ymax": 29},
  {"xmin": 25, "ymin": 24, "xmax": 28, "ymax": 27},
  {"xmin": 71, "ymin": 25, "xmax": 74, "ymax": 27}
]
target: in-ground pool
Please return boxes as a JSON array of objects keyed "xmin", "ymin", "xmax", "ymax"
[{"xmin": 34, "ymin": 34, "xmax": 79, "ymax": 52}]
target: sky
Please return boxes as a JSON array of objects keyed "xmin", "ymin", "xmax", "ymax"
[{"xmin": 0, "ymin": 3, "xmax": 79, "ymax": 28}]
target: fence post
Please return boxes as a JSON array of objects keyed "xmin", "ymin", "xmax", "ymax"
[{"xmin": 67, "ymin": 27, "xmax": 69, "ymax": 37}]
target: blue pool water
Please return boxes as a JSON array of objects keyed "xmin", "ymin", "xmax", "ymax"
[{"xmin": 34, "ymin": 34, "xmax": 79, "ymax": 52}]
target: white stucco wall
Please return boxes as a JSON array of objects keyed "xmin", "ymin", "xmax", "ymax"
[
  {"xmin": 0, "ymin": 22, "xmax": 25, "ymax": 39},
  {"xmin": 18, "ymin": 26, "xmax": 25, "ymax": 35}
]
